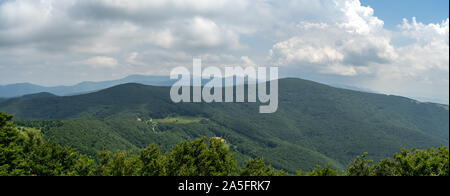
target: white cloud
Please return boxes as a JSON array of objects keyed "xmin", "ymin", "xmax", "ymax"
[
  {"xmin": 400, "ymin": 17, "xmax": 449, "ymax": 44},
  {"xmin": 338, "ymin": 0, "xmax": 384, "ymax": 34},
  {"xmin": 396, "ymin": 18, "xmax": 449, "ymax": 72},
  {"xmin": 241, "ymin": 56, "xmax": 257, "ymax": 67},
  {"xmin": 370, "ymin": 17, "xmax": 449, "ymax": 100},
  {"xmin": 147, "ymin": 29, "xmax": 176, "ymax": 49},
  {"xmin": 126, "ymin": 52, "xmax": 144, "ymax": 66},
  {"xmin": 320, "ymin": 64, "xmax": 357, "ymax": 76},
  {"xmin": 270, "ymin": 0, "xmax": 397, "ymax": 76},
  {"xmin": 187, "ymin": 17, "xmax": 226, "ymax": 48},
  {"xmin": 266, "ymin": 0, "xmax": 448, "ymax": 102},
  {"xmin": 79, "ymin": 56, "xmax": 119, "ymax": 68}
]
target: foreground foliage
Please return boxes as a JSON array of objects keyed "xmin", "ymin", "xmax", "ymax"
[
  {"xmin": 1, "ymin": 112, "xmax": 448, "ymax": 176},
  {"xmin": 346, "ymin": 148, "xmax": 449, "ymax": 176},
  {"xmin": 2, "ymin": 79, "xmax": 448, "ymax": 173}
]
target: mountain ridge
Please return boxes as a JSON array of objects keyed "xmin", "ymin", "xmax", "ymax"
[
  {"xmin": 2, "ymin": 75, "xmax": 447, "ymax": 105},
  {"xmin": 1, "ymin": 78, "xmax": 448, "ymax": 172}
]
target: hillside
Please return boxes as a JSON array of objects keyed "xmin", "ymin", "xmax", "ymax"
[{"xmin": 1, "ymin": 78, "xmax": 448, "ymax": 172}]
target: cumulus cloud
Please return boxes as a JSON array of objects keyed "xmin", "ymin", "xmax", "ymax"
[
  {"xmin": 241, "ymin": 56, "xmax": 257, "ymax": 67},
  {"xmin": 396, "ymin": 18, "xmax": 449, "ymax": 73},
  {"xmin": 266, "ymin": 0, "xmax": 448, "ymax": 102},
  {"xmin": 369, "ymin": 18, "xmax": 449, "ymax": 101},
  {"xmin": 270, "ymin": 0, "xmax": 397, "ymax": 76},
  {"xmin": 400, "ymin": 17, "xmax": 449, "ymax": 44}
]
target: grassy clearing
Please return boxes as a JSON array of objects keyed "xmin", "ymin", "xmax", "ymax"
[{"xmin": 153, "ymin": 116, "xmax": 207, "ymax": 124}]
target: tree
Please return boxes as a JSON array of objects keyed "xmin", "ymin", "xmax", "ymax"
[
  {"xmin": 0, "ymin": 112, "xmax": 27, "ymax": 176},
  {"xmin": 20, "ymin": 131, "xmax": 80, "ymax": 176},
  {"xmin": 96, "ymin": 151, "xmax": 113, "ymax": 176},
  {"xmin": 389, "ymin": 147, "xmax": 449, "ymax": 176},
  {"xmin": 346, "ymin": 148, "xmax": 449, "ymax": 176},
  {"xmin": 140, "ymin": 144, "xmax": 166, "ymax": 176},
  {"xmin": 166, "ymin": 137, "xmax": 237, "ymax": 176},
  {"xmin": 1, "ymin": 112, "xmax": 94, "ymax": 176},
  {"xmin": 345, "ymin": 152, "xmax": 374, "ymax": 176},
  {"xmin": 239, "ymin": 158, "xmax": 284, "ymax": 176},
  {"xmin": 305, "ymin": 164, "xmax": 339, "ymax": 176},
  {"xmin": 71, "ymin": 154, "xmax": 95, "ymax": 176}
]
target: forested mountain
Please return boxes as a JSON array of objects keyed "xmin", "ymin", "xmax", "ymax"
[
  {"xmin": 2, "ymin": 111, "xmax": 447, "ymax": 176},
  {"xmin": 0, "ymin": 78, "xmax": 448, "ymax": 172}
]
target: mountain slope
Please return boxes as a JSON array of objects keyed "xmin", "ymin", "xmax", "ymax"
[{"xmin": 1, "ymin": 78, "xmax": 448, "ymax": 172}]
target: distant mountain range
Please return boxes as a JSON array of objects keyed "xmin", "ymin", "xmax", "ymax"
[
  {"xmin": 1, "ymin": 78, "xmax": 448, "ymax": 172},
  {"xmin": 0, "ymin": 74, "xmax": 254, "ymax": 99},
  {"xmin": 0, "ymin": 75, "xmax": 173, "ymax": 98},
  {"xmin": 2, "ymin": 74, "xmax": 447, "ymax": 105}
]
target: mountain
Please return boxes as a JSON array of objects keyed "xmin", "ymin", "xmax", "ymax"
[
  {"xmin": 1, "ymin": 78, "xmax": 448, "ymax": 173},
  {"xmin": 0, "ymin": 83, "xmax": 48, "ymax": 98},
  {"xmin": 328, "ymin": 83, "xmax": 449, "ymax": 105},
  {"xmin": 0, "ymin": 75, "xmax": 173, "ymax": 98},
  {"xmin": 410, "ymin": 96, "xmax": 449, "ymax": 105},
  {"xmin": 328, "ymin": 83, "xmax": 378, "ymax": 94}
]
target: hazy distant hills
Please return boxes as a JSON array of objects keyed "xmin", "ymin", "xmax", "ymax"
[
  {"xmin": 328, "ymin": 84, "xmax": 449, "ymax": 104},
  {"xmin": 0, "ymin": 74, "xmax": 252, "ymax": 99},
  {"xmin": 1, "ymin": 73, "xmax": 447, "ymax": 105},
  {"xmin": 1, "ymin": 78, "xmax": 448, "ymax": 172},
  {"xmin": 0, "ymin": 75, "xmax": 173, "ymax": 98}
]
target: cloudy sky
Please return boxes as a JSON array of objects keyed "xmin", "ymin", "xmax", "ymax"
[{"xmin": 0, "ymin": 0, "xmax": 449, "ymax": 103}]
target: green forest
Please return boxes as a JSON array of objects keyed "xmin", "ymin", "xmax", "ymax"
[
  {"xmin": 1, "ymin": 112, "xmax": 448, "ymax": 176},
  {"xmin": 0, "ymin": 79, "xmax": 448, "ymax": 173}
]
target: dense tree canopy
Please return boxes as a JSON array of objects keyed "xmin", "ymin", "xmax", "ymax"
[
  {"xmin": 1, "ymin": 112, "xmax": 448, "ymax": 176},
  {"xmin": 346, "ymin": 147, "xmax": 449, "ymax": 176}
]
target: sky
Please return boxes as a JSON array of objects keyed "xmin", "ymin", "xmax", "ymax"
[
  {"xmin": 0, "ymin": 0, "xmax": 449, "ymax": 103},
  {"xmin": 362, "ymin": 0, "xmax": 449, "ymax": 29}
]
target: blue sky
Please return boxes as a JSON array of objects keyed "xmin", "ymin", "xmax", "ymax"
[
  {"xmin": 362, "ymin": 0, "xmax": 449, "ymax": 29},
  {"xmin": 0, "ymin": 0, "xmax": 449, "ymax": 103}
]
